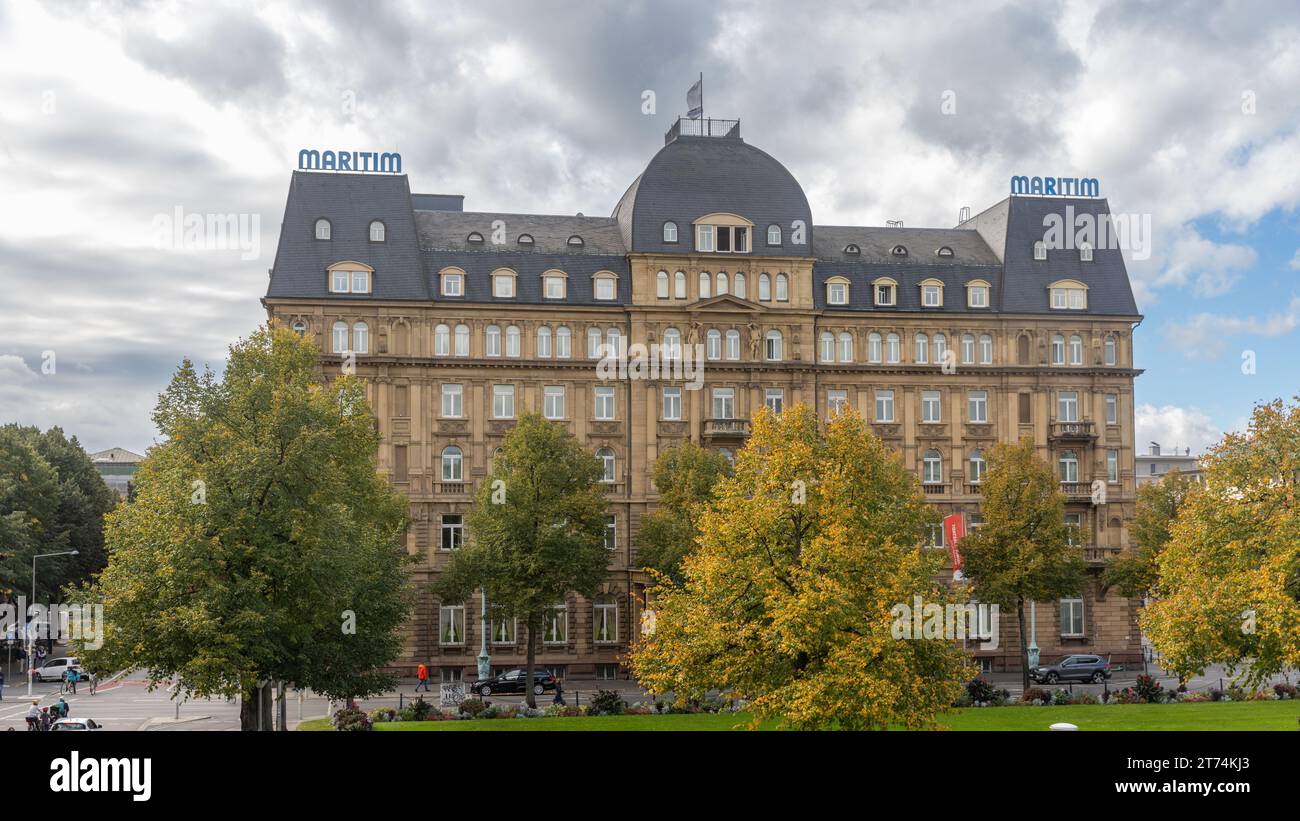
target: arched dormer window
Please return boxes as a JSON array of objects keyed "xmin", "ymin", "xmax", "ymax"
[
  {"xmin": 467, "ymin": 231, "xmax": 484, "ymax": 244},
  {"xmin": 872, "ymin": 277, "xmax": 897, "ymax": 306},
  {"xmin": 844, "ymin": 243, "xmax": 861, "ymax": 255},
  {"xmin": 694, "ymin": 212, "xmax": 752, "ymax": 254},
  {"xmin": 1033, "ymin": 240, "xmax": 1047, "ymax": 260},
  {"xmin": 567, "ymin": 235, "xmax": 584, "ymax": 248},
  {"xmin": 766, "ymin": 224, "xmax": 782, "ymax": 246},
  {"xmin": 542, "ymin": 270, "xmax": 567, "ymax": 300},
  {"xmin": 439, "ymin": 267, "xmax": 465, "ymax": 297},
  {"xmin": 663, "ymin": 221, "xmax": 678, "ymax": 243},
  {"xmin": 314, "ymin": 218, "xmax": 331, "ymax": 240},
  {"xmin": 593, "ymin": 271, "xmax": 617, "ymax": 301},
  {"xmin": 966, "ymin": 279, "xmax": 990, "ymax": 308},
  {"xmin": 491, "ymin": 269, "xmax": 517, "ymax": 299},
  {"xmin": 936, "ymin": 246, "xmax": 954, "ymax": 258},
  {"xmin": 327, "ymin": 261, "xmax": 373, "ymax": 294},
  {"xmin": 1049, "ymin": 279, "xmax": 1088, "ymax": 310},
  {"xmin": 517, "ymin": 233, "xmax": 535, "ymax": 247},
  {"xmin": 369, "ymin": 220, "xmax": 386, "ymax": 242},
  {"xmin": 1079, "ymin": 242, "xmax": 1093, "ymax": 262},
  {"xmin": 919, "ymin": 278, "xmax": 943, "ymax": 308},
  {"xmin": 890, "ymin": 244, "xmax": 908, "ymax": 257},
  {"xmin": 826, "ymin": 276, "xmax": 849, "ymax": 306}
]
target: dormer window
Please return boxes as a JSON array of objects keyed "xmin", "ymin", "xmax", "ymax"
[
  {"xmin": 440, "ymin": 269, "xmax": 464, "ymax": 297},
  {"xmin": 872, "ymin": 277, "xmax": 897, "ymax": 306},
  {"xmin": 695, "ymin": 214, "xmax": 751, "ymax": 254},
  {"xmin": 594, "ymin": 272, "xmax": 617, "ymax": 301},
  {"xmin": 1079, "ymin": 242, "xmax": 1093, "ymax": 262},
  {"xmin": 766, "ymin": 224, "xmax": 782, "ymax": 246},
  {"xmin": 567, "ymin": 235, "xmax": 584, "ymax": 248},
  {"xmin": 492, "ymin": 269, "xmax": 517, "ymax": 298},
  {"xmin": 1034, "ymin": 240, "xmax": 1047, "ymax": 260},
  {"xmin": 543, "ymin": 271, "xmax": 567, "ymax": 300},
  {"xmin": 1049, "ymin": 279, "xmax": 1088, "ymax": 310},
  {"xmin": 966, "ymin": 279, "xmax": 991, "ymax": 308},
  {"xmin": 467, "ymin": 232, "xmax": 484, "ymax": 244},
  {"xmin": 920, "ymin": 279, "xmax": 943, "ymax": 308},
  {"xmin": 663, "ymin": 221, "xmax": 678, "ymax": 243},
  {"xmin": 327, "ymin": 261, "xmax": 373, "ymax": 294},
  {"xmin": 517, "ymin": 234, "xmax": 535, "ymax": 247},
  {"xmin": 369, "ymin": 220, "xmax": 386, "ymax": 242},
  {"xmin": 314, "ymin": 218, "xmax": 331, "ymax": 240},
  {"xmin": 844, "ymin": 243, "xmax": 860, "ymax": 255},
  {"xmin": 826, "ymin": 276, "xmax": 849, "ymax": 306},
  {"xmin": 936, "ymin": 246, "xmax": 954, "ymax": 257},
  {"xmin": 890, "ymin": 245, "xmax": 908, "ymax": 257}
]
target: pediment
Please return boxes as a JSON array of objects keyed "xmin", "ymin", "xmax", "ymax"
[{"xmin": 688, "ymin": 293, "xmax": 765, "ymax": 313}]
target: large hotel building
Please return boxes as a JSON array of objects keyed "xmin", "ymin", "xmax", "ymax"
[{"xmin": 264, "ymin": 116, "xmax": 1144, "ymax": 680}]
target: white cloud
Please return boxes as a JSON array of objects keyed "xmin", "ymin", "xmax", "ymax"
[
  {"xmin": 1163, "ymin": 296, "xmax": 1300, "ymax": 360},
  {"xmin": 1290, "ymin": 249, "xmax": 1300, "ymax": 269},
  {"xmin": 1135, "ymin": 403, "xmax": 1224, "ymax": 456}
]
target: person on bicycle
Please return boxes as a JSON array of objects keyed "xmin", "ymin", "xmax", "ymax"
[{"xmin": 26, "ymin": 700, "xmax": 40, "ymax": 731}]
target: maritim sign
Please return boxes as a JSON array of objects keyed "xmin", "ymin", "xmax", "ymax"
[
  {"xmin": 298, "ymin": 148, "xmax": 402, "ymax": 174},
  {"xmin": 1010, "ymin": 175, "xmax": 1099, "ymax": 197}
]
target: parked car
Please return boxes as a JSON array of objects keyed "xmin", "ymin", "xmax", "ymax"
[
  {"xmin": 35, "ymin": 657, "xmax": 83, "ymax": 683},
  {"xmin": 1029, "ymin": 654, "xmax": 1112, "ymax": 684},
  {"xmin": 474, "ymin": 669, "xmax": 557, "ymax": 696},
  {"xmin": 51, "ymin": 717, "xmax": 103, "ymax": 731}
]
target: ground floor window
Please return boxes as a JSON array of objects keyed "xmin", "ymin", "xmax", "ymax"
[
  {"xmin": 976, "ymin": 657, "xmax": 993, "ymax": 675},
  {"xmin": 543, "ymin": 665, "xmax": 566, "ymax": 682},
  {"xmin": 440, "ymin": 667, "xmax": 462, "ymax": 683},
  {"xmin": 439, "ymin": 604, "xmax": 464, "ymax": 645},
  {"xmin": 1060, "ymin": 598, "xmax": 1084, "ymax": 637},
  {"xmin": 544, "ymin": 603, "xmax": 567, "ymax": 644},
  {"xmin": 594, "ymin": 598, "xmax": 618, "ymax": 644},
  {"xmin": 596, "ymin": 663, "xmax": 619, "ymax": 680}
]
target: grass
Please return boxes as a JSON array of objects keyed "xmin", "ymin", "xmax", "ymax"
[{"xmin": 298, "ymin": 699, "xmax": 1299, "ymax": 731}]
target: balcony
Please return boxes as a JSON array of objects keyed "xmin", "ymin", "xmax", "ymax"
[
  {"xmin": 665, "ymin": 116, "xmax": 740, "ymax": 143},
  {"xmin": 1080, "ymin": 544, "xmax": 1120, "ymax": 566},
  {"xmin": 1059, "ymin": 481, "xmax": 1095, "ymax": 503},
  {"xmin": 436, "ymin": 481, "xmax": 471, "ymax": 496},
  {"xmin": 1050, "ymin": 420, "xmax": 1097, "ymax": 442},
  {"xmin": 703, "ymin": 418, "xmax": 751, "ymax": 440},
  {"xmin": 921, "ymin": 482, "xmax": 948, "ymax": 496}
]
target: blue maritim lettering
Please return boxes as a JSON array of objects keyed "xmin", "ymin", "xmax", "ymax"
[{"xmin": 298, "ymin": 149, "xmax": 402, "ymax": 173}]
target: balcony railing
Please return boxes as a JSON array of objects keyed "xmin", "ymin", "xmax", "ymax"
[
  {"xmin": 922, "ymin": 482, "xmax": 948, "ymax": 495},
  {"xmin": 1050, "ymin": 420, "xmax": 1097, "ymax": 441},
  {"xmin": 436, "ymin": 481, "xmax": 470, "ymax": 495},
  {"xmin": 703, "ymin": 418, "xmax": 751, "ymax": 438},
  {"xmin": 1059, "ymin": 481, "xmax": 1094, "ymax": 501},
  {"xmin": 664, "ymin": 117, "xmax": 740, "ymax": 143},
  {"xmin": 1081, "ymin": 544, "xmax": 1120, "ymax": 565}
]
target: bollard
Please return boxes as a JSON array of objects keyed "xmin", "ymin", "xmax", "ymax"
[{"xmin": 1049, "ymin": 722, "xmax": 1078, "ymax": 731}]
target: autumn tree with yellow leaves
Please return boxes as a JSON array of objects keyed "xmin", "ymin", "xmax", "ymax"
[
  {"xmin": 1142, "ymin": 397, "xmax": 1300, "ymax": 684},
  {"xmin": 630, "ymin": 405, "xmax": 970, "ymax": 730}
]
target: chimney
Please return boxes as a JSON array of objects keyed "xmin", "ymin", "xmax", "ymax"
[{"xmin": 1148, "ymin": 442, "xmax": 1161, "ymax": 456}]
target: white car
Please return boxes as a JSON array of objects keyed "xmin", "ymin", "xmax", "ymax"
[
  {"xmin": 51, "ymin": 717, "xmax": 103, "ymax": 731},
  {"xmin": 35, "ymin": 657, "xmax": 82, "ymax": 682}
]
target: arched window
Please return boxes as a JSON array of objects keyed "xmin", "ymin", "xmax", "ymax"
[
  {"xmin": 352, "ymin": 321, "xmax": 369, "ymax": 354},
  {"xmin": 698, "ymin": 271, "xmax": 711, "ymax": 299},
  {"xmin": 707, "ymin": 329, "xmax": 722, "ymax": 360},
  {"xmin": 867, "ymin": 332, "xmax": 882, "ymax": 363},
  {"xmin": 838, "ymin": 332, "xmax": 854, "ymax": 363},
  {"xmin": 505, "ymin": 325, "xmax": 520, "ymax": 358},
  {"xmin": 716, "ymin": 272, "xmax": 728, "ymax": 295},
  {"xmin": 537, "ymin": 326, "xmax": 552, "ymax": 358},
  {"xmin": 734, "ymin": 272, "xmax": 746, "ymax": 299},
  {"xmin": 486, "ymin": 325, "xmax": 501, "ymax": 357},
  {"xmin": 775, "ymin": 273, "xmax": 789, "ymax": 301},
  {"xmin": 759, "ymin": 273, "xmax": 772, "ymax": 301},
  {"xmin": 567, "ymin": 235, "xmax": 584, "ymax": 248},
  {"xmin": 331, "ymin": 321, "xmax": 348, "ymax": 353},
  {"xmin": 1079, "ymin": 242, "xmax": 1093, "ymax": 262},
  {"xmin": 314, "ymin": 218, "xmax": 331, "ymax": 240},
  {"xmin": 587, "ymin": 327, "xmax": 602, "ymax": 359},
  {"xmin": 369, "ymin": 220, "xmax": 385, "ymax": 242},
  {"xmin": 979, "ymin": 334, "xmax": 993, "ymax": 364},
  {"xmin": 674, "ymin": 270, "xmax": 687, "ymax": 298},
  {"xmin": 663, "ymin": 221, "xmax": 678, "ymax": 243},
  {"xmin": 596, "ymin": 448, "xmax": 616, "ymax": 483},
  {"xmin": 606, "ymin": 327, "xmax": 621, "ymax": 358},
  {"xmin": 1051, "ymin": 334, "xmax": 1065, "ymax": 365},
  {"xmin": 442, "ymin": 446, "xmax": 463, "ymax": 482},
  {"xmin": 555, "ymin": 326, "xmax": 571, "ymax": 358},
  {"xmin": 1068, "ymin": 334, "xmax": 1083, "ymax": 366},
  {"xmin": 454, "ymin": 324, "xmax": 470, "ymax": 357},
  {"xmin": 922, "ymin": 449, "xmax": 943, "ymax": 484},
  {"xmin": 969, "ymin": 449, "xmax": 986, "ymax": 483},
  {"xmin": 765, "ymin": 329, "xmax": 783, "ymax": 361},
  {"xmin": 886, "ymin": 333, "xmax": 900, "ymax": 363},
  {"xmin": 767, "ymin": 224, "xmax": 782, "ymax": 245},
  {"xmin": 915, "ymin": 333, "xmax": 929, "ymax": 364},
  {"xmin": 934, "ymin": 333, "xmax": 948, "ymax": 362},
  {"xmin": 725, "ymin": 329, "xmax": 740, "ymax": 360},
  {"xmin": 819, "ymin": 332, "xmax": 834, "ymax": 363},
  {"xmin": 291, "ymin": 320, "xmax": 307, "ymax": 336},
  {"xmin": 517, "ymin": 233, "xmax": 535, "ymax": 247},
  {"xmin": 434, "ymin": 324, "xmax": 450, "ymax": 356},
  {"xmin": 656, "ymin": 270, "xmax": 669, "ymax": 298},
  {"xmin": 663, "ymin": 328, "xmax": 682, "ymax": 359},
  {"xmin": 961, "ymin": 334, "xmax": 975, "ymax": 364},
  {"xmin": 1059, "ymin": 451, "xmax": 1079, "ymax": 483},
  {"xmin": 1104, "ymin": 335, "xmax": 1117, "ymax": 366}
]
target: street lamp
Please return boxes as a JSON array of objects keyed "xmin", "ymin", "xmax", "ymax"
[{"xmin": 28, "ymin": 550, "xmax": 78, "ymax": 697}]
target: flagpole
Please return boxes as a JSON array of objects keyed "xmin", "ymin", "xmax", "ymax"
[{"xmin": 699, "ymin": 72, "xmax": 704, "ymax": 121}]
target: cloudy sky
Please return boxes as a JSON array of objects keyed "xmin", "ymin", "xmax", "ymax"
[{"xmin": 1, "ymin": 0, "xmax": 1298, "ymax": 456}]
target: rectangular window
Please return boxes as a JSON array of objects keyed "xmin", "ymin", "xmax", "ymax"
[
  {"xmin": 440, "ymin": 667, "xmax": 462, "ymax": 683},
  {"xmin": 925, "ymin": 523, "xmax": 945, "ymax": 549},
  {"xmin": 544, "ymin": 385, "xmax": 565, "ymax": 420},
  {"xmin": 1108, "ymin": 449, "xmax": 1119, "ymax": 483},
  {"xmin": 922, "ymin": 390, "xmax": 942, "ymax": 423},
  {"xmin": 442, "ymin": 273, "xmax": 463, "ymax": 296},
  {"xmin": 544, "ymin": 605, "xmax": 567, "ymax": 644},
  {"xmin": 594, "ymin": 603, "xmax": 618, "ymax": 643},
  {"xmin": 439, "ymin": 605, "xmax": 465, "ymax": 645},
  {"xmin": 923, "ymin": 285, "xmax": 942, "ymax": 307},
  {"xmin": 875, "ymin": 389, "xmax": 894, "ymax": 423},
  {"xmin": 828, "ymin": 282, "xmax": 847, "ymax": 304},
  {"xmin": 827, "ymin": 389, "xmax": 848, "ymax": 416},
  {"xmin": 697, "ymin": 224, "xmax": 714, "ymax": 252},
  {"xmin": 393, "ymin": 445, "xmax": 408, "ymax": 482},
  {"xmin": 1019, "ymin": 393, "xmax": 1032, "ymax": 424},
  {"xmin": 441, "ymin": 384, "xmax": 463, "ymax": 418},
  {"xmin": 594, "ymin": 386, "xmax": 616, "ymax": 420},
  {"xmin": 1060, "ymin": 598, "xmax": 1084, "ymax": 637},
  {"xmin": 968, "ymin": 390, "xmax": 988, "ymax": 423},
  {"xmin": 969, "ymin": 286, "xmax": 988, "ymax": 308},
  {"xmin": 331, "ymin": 270, "xmax": 349, "ymax": 293},
  {"xmin": 490, "ymin": 611, "xmax": 516, "ymax": 645},
  {"xmin": 493, "ymin": 275, "xmax": 514, "ymax": 298},
  {"xmin": 493, "ymin": 384, "xmax": 514, "ymax": 419},
  {"xmin": 604, "ymin": 515, "xmax": 617, "ymax": 551},
  {"xmin": 662, "ymin": 387, "xmax": 681, "ymax": 420},
  {"xmin": 351, "ymin": 271, "xmax": 369, "ymax": 293},
  {"xmin": 875, "ymin": 284, "xmax": 895, "ymax": 305},
  {"xmin": 595, "ymin": 277, "xmax": 616, "ymax": 301},
  {"xmin": 1106, "ymin": 394, "xmax": 1118, "ymax": 425},
  {"xmin": 712, "ymin": 388, "xmax": 734, "ymax": 420},
  {"xmin": 764, "ymin": 388, "xmax": 784, "ymax": 415},
  {"xmin": 544, "ymin": 276, "xmax": 565, "ymax": 299},
  {"xmin": 596, "ymin": 663, "xmax": 618, "ymax": 680},
  {"xmin": 1058, "ymin": 391, "xmax": 1078, "ymax": 422},
  {"xmin": 441, "ymin": 514, "xmax": 463, "ymax": 551}
]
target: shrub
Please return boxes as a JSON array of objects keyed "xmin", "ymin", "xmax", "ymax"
[
  {"xmin": 369, "ymin": 707, "xmax": 398, "ymax": 723},
  {"xmin": 331, "ymin": 706, "xmax": 372, "ymax": 731},
  {"xmin": 458, "ymin": 697, "xmax": 488, "ymax": 717},
  {"xmin": 1134, "ymin": 674, "xmax": 1165, "ymax": 704},
  {"xmin": 1273, "ymin": 683, "xmax": 1297, "ymax": 700},
  {"xmin": 952, "ymin": 691, "xmax": 974, "ymax": 708},
  {"xmin": 1209, "ymin": 688, "xmax": 1225, "ymax": 702},
  {"xmin": 588, "ymin": 689, "xmax": 627, "ymax": 716},
  {"xmin": 406, "ymin": 697, "xmax": 434, "ymax": 721},
  {"xmin": 1112, "ymin": 688, "xmax": 1143, "ymax": 705},
  {"xmin": 1020, "ymin": 687, "xmax": 1053, "ymax": 705},
  {"xmin": 1069, "ymin": 691, "xmax": 1099, "ymax": 705},
  {"xmin": 1052, "ymin": 689, "xmax": 1072, "ymax": 706},
  {"xmin": 1225, "ymin": 686, "xmax": 1248, "ymax": 702},
  {"xmin": 966, "ymin": 677, "xmax": 997, "ymax": 705}
]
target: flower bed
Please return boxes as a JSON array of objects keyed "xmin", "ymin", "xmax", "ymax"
[{"xmin": 953, "ymin": 676, "xmax": 1295, "ymax": 709}]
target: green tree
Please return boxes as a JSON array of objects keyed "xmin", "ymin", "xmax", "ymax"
[
  {"xmin": 434, "ymin": 412, "xmax": 609, "ymax": 709},
  {"xmin": 0, "ymin": 427, "xmax": 61, "ymax": 597},
  {"xmin": 636, "ymin": 440, "xmax": 731, "ymax": 584},
  {"xmin": 959, "ymin": 439, "xmax": 1085, "ymax": 691},
  {"xmin": 1103, "ymin": 469, "xmax": 1196, "ymax": 598},
  {"xmin": 74, "ymin": 326, "xmax": 414, "ymax": 730},
  {"xmin": 632, "ymin": 406, "xmax": 969, "ymax": 730},
  {"xmin": 1143, "ymin": 397, "xmax": 1300, "ymax": 685}
]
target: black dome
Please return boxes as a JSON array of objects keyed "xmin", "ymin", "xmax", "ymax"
[{"xmin": 613, "ymin": 135, "xmax": 813, "ymax": 256}]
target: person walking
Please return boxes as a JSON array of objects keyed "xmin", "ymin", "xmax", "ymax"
[
  {"xmin": 414, "ymin": 662, "xmax": 430, "ymax": 693},
  {"xmin": 0, "ymin": 666, "xmax": 5, "ymax": 700},
  {"xmin": 88, "ymin": 670, "xmax": 98, "ymax": 696}
]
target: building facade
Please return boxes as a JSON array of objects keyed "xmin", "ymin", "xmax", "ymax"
[
  {"xmin": 90, "ymin": 447, "xmax": 143, "ymax": 498},
  {"xmin": 264, "ymin": 117, "xmax": 1145, "ymax": 678},
  {"xmin": 1136, "ymin": 442, "xmax": 1203, "ymax": 485}
]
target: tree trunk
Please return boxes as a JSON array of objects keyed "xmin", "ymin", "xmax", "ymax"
[
  {"xmin": 240, "ymin": 686, "xmax": 258, "ymax": 731},
  {"xmin": 525, "ymin": 616, "xmax": 539, "ymax": 709},
  {"xmin": 260, "ymin": 681, "xmax": 274, "ymax": 730},
  {"xmin": 277, "ymin": 682, "xmax": 288, "ymax": 731},
  {"xmin": 1017, "ymin": 598, "xmax": 1029, "ymax": 693}
]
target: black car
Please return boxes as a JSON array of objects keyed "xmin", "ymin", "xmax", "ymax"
[
  {"xmin": 474, "ymin": 669, "xmax": 557, "ymax": 696},
  {"xmin": 1029, "ymin": 654, "xmax": 1112, "ymax": 684}
]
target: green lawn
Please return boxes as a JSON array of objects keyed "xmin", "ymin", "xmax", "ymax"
[{"xmin": 298, "ymin": 700, "xmax": 1299, "ymax": 731}]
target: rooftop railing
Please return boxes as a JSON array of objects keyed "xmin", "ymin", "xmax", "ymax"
[{"xmin": 665, "ymin": 117, "xmax": 741, "ymax": 144}]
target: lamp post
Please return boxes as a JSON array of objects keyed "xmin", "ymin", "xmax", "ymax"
[
  {"xmin": 28, "ymin": 550, "xmax": 79, "ymax": 697},
  {"xmin": 476, "ymin": 589, "xmax": 490, "ymax": 682}
]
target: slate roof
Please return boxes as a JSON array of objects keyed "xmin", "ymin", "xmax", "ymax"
[
  {"xmin": 812, "ymin": 262, "xmax": 1004, "ymax": 313},
  {"xmin": 415, "ymin": 211, "xmax": 626, "ymax": 255},
  {"xmin": 813, "ymin": 226, "xmax": 1001, "ymax": 265}
]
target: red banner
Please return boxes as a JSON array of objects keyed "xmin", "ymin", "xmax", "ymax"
[{"xmin": 942, "ymin": 513, "xmax": 967, "ymax": 572}]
